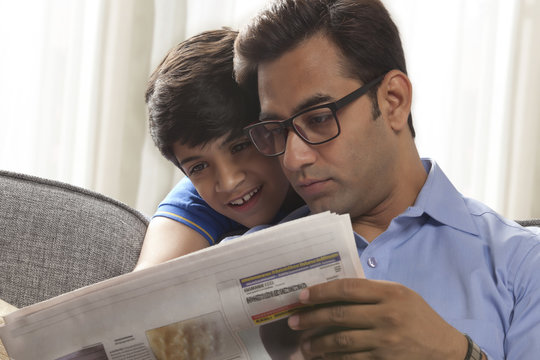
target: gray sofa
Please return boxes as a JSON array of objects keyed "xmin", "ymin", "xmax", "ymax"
[{"xmin": 0, "ymin": 170, "xmax": 149, "ymax": 308}]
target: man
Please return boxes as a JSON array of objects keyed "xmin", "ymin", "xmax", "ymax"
[{"xmin": 234, "ymin": 0, "xmax": 540, "ymax": 359}]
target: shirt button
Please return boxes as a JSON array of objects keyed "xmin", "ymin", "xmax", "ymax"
[{"xmin": 367, "ymin": 257, "xmax": 378, "ymax": 268}]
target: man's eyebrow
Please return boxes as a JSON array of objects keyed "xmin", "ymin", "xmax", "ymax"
[
  {"xmin": 293, "ymin": 94, "xmax": 333, "ymax": 114},
  {"xmin": 259, "ymin": 111, "xmax": 281, "ymax": 121},
  {"xmin": 259, "ymin": 93, "xmax": 333, "ymax": 121}
]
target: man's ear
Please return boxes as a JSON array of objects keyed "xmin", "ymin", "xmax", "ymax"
[{"xmin": 378, "ymin": 70, "xmax": 412, "ymax": 132}]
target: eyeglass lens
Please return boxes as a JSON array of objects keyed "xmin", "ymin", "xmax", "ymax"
[{"xmin": 249, "ymin": 107, "xmax": 339, "ymax": 156}]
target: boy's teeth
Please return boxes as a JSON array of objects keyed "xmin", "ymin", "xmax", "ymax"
[{"xmin": 230, "ymin": 187, "xmax": 259, "ymax": 206}]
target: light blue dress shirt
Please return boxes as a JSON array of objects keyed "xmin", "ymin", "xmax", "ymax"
[{"xmin": 272, "ymin": 159, "xmax": 540, "ymax": 359}]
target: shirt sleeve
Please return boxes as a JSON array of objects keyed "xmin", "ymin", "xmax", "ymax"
[
  {"xmin": 504, "ymin": 232, "xmax": 540, "ymax": 359},
  {"xmin": 153, "ymin": 177, "xmax": 246, "ymax": 245}
]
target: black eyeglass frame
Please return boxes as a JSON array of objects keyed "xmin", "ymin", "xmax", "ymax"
[{"xmin": 244, "ymin": 73, "xmax": 386, "ymax": 157}]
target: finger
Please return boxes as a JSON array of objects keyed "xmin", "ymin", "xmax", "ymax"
[
  {"xmin": 299, "ymin": 278, "xmax": 402, "ymax": 305},
  {"xmin": 305, "ymin": 328, "xmax": 375, "ymax": 354},
  {"xmin": 288, "ymin": 303, "xmax": 379, "ymax": 330},
  {"xmin": 319, "ymin": 351, "xmax": 372, "ymax": 360}
]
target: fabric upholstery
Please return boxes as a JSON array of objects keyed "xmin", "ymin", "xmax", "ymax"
[
  {"xmin": 0, "ymin": 170, "xmax": 148, "ymax": 308},
  {"xmin": 515, "ymin": 219, "xmax": 540, "ymax": 227}
]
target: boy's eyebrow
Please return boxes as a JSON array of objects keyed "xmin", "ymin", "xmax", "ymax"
[
  {"xmin": 219, "ymin": 136, "xmax": 249, "ymax": 148},
  {"xmin": 259, "ymin": 93, "xmax": 332, "ymax": 121},
  {"xmin": 177, "ymin": 135, "xmax": 248, "ymax": 166},
  {"xmin": 178, "ymin": 155, "xmax": 200, "ymax": 167}
]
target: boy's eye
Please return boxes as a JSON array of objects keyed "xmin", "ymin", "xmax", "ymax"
[
  {"xmin": 231, "ymin": 141, "xmax": 252, "ymax": 154},
  {"xmin": 188, "ymin": 162, "xmax": 208, "ymax": 175}
]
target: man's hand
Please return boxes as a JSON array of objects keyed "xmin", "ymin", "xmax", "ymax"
[{"xmin": 287, "ymin": 278, "xmax": 468, "ymax": 360}]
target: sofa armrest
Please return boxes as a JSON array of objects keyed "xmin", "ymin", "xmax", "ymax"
[{"xmin": 0, "ymin": 170, "xmax": 149, "ymax": 308}]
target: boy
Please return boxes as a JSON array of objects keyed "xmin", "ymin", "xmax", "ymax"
[{"xmin": 135, "ymin": 29, "xmax": 302, "ymax": 270}]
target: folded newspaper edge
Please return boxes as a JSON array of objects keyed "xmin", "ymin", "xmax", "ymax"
[{"xmin": 0, "ymin": 211, "xmax": 364, "ymax": 360}]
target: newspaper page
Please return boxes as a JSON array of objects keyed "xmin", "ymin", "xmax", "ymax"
[{"xmin": 0, "ymin": 212, "xmax": 364, "ymax": 360}]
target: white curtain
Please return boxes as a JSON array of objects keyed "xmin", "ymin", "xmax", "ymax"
[
  {"xmin": 0, "ymin": 0, "xmax": 155, "ymax": 211},
  {"xmin": 505, "ymin": 0, "xmax": 540, "ymax": 219},
  {"xmin": 0, "ymin": 0, "xmax": 538, "ymax": 219},
  {"xmin": 385, "ymin": 0, "xmax": 540, "ymax": 219}
]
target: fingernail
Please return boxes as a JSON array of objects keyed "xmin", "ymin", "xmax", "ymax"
[
  {"xmin": 298, "ymin": 288, "xmax": 309, "ymax": 303},
  {"xmin": 288, "ymin": 314, "xmax": 299, "ymax": 329}
]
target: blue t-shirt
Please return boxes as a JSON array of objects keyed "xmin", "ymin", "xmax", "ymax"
[
  {"xmin": 153, "ymin": 177, "xmax": 247, "ymax": 245},
  {"xmin": 246, "ymin": 159, "xmax": 540, "ymax": 359}
]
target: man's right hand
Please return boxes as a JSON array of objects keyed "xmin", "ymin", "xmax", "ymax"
[{"xmin": 288, "ymin": 278, "xmax": 468, "ymax": 360}]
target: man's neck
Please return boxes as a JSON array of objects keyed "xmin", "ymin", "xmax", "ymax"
[{"xmin": 351, "ymin": 158, "xmax": 427, "ymax": 242}]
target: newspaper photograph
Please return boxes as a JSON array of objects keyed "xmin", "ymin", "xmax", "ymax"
[{"xmin": 0, "ymin": 212, "xmax": 364, "ymax": 360}]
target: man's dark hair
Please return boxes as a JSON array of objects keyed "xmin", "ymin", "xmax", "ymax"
[
  {"xmin": 146, "ymin": 28, "xmax": 260, "ymax": 167},
  {"xmin": 234, "ymin": 0, "xmax": 415, "ymax": 137}
]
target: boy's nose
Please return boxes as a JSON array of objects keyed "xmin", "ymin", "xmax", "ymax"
[{"xmin": 215, "ymin": 161, "xmax": 246, "ymax": 193}]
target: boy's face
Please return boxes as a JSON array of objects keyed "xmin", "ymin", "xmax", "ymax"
[{"xmin": 173, "ymin": 134, "xmax": 290, "ymax": 228}]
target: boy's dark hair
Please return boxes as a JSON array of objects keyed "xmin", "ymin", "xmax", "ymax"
[
  {"xmin": 146, "ymin": 28, "xmax": 260, "ymax": 167},
  {"xmin": 234, "ymin": 0, "xmax": 415, "ymax": 137}
]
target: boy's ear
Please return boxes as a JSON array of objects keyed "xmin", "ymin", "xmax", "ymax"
[{"xmin": 378, "ymin": 70, "xmax": 412, "ymax": 132}]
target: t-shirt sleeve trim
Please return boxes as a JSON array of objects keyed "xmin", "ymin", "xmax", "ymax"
[{"xmin": 155, "ymin": 210, "xmax": 215, "ymax": 245}]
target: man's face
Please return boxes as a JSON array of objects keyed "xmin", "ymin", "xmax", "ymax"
[
  {"xmin": 257, "ymin": 34, "xmax": 398, "ymax": 220},
  {"xmin": 173, "ymin": 134, "xmax": 290, "ymax": 228}
]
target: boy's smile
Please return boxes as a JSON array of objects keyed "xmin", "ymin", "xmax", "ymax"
[
  {"xmin": 173, "ymin": 134, "xmax": 291, "ymax": 228},
  {"xmin": 228, "ymin": 186, "xmax": 261, "ymax": 207}
]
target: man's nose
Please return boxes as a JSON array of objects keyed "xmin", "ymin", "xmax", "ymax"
[
  {"xmin": 215, "ymin": 161, "xmax": 246, "ymax": 193},
  {"xmin": 281, "ymin": 130, "xmax": 316, "ymax": 172}
]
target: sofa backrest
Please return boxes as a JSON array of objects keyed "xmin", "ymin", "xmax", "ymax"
[
  {"xmin": 516, "ymin": 219, "xmax": 540, "ymax": 227},
  {"xmin": 0, "ymin": 170, "xmax": 149, "ymax": 308}
]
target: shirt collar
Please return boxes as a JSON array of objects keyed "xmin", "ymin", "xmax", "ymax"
[
  {"xmin": 281, "ymin": 159, "xmax": 479, "ymax": 236},
  {"xmin": 411, "ymin": 159, "xmax": 478, "ymax": 236}
]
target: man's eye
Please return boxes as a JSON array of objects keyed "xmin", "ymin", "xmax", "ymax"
[
  {"xmin": 270, "ymin": 126, "xmax": 287, "ymax": 135},
  {"xmin": 307, "ymin": 112, "xmax": 333, "ymax": 125},
  {"xmin": 189, "ymin": 163, "xmax": 207, "ymax": 175},
  {"xmin": 231, "ymin": 141, "xmax": 252, "ymax": 154}
]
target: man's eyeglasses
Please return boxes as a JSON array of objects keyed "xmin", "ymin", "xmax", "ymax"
[{"xmin": 244, "ymin": 74, "xmax": 386, "ymax": 157}]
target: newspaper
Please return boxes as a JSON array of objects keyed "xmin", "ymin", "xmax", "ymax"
[{"xmin": 0, "ymin": 212, "xmax": 364, "ymax": 360}]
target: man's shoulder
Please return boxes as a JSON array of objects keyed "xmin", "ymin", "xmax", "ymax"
[
  {"xmin": 462, "ymin": 196, "xmax": 540, "ymax": 253},
  {"xmin": 421, "ymin": 159, "xmax": 539, "ymax": 246}
]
